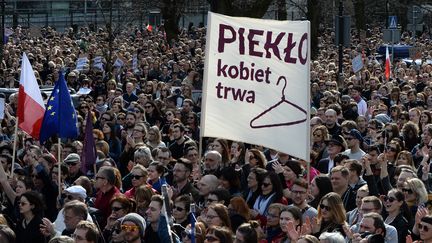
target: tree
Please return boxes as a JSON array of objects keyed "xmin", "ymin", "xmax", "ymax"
[{"xmin": 208, "ymin": 0, "xmax": 273, "ymax": 18}]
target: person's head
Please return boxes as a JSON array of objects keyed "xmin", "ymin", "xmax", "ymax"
[
  {"xmin": 134, "ymin": 185, "xmax": 155, "ymax": 216},
  {"xmin": 182, "ymin": 222, "xmax": 206, "ymax": 243},
  {"xmin": 324, "ymin": 109, "xmax": 337, "ymax": 127},
  {"xmin": 360, "ymin": 196, "xmax": 382, "ymax": 216},
  {"xmin": 384, "ymin": 189, "xmax": 408, "ymax": 218},
  {"xmin": 282, "ymin": 160, "xmax": 302, "ymax": 182},
  {"xmin": 205, "ymin": 203, "xmax": 231, "ymax": 229},
  {"xmin": 247, "ymin": 167, "xmax": 267, "ymax": 192},
  {"xmin": 64, "ymin": 153, "xmax": 81, "ymax": 176},
  {"xmin": 344, "ymin": 159, "xmax": 363, "ymax": 180},
  {"xmin": 64, "ymin": 185, "xmax": 87, "ymax": 203},
  {"xmin": 63, "ymin": 200, "xmax": 88, "ymax": 231},
  {"xmin": 359, "ymin": 212, "xmax": 386, "ymax": 237},
  {"xmin": 207, "ymin": 188, "xmax": 231, "ymax": 207},
  {"xmin": 73, "ymin": 221, "xmax": 99, "ymax": 243},
  {"xmin": 355, "ymin": 185, "xmax": 369, "ymax": 208},
  {"xmin": 235, "ymin": 223, "xmax": 257, "ymax": 243},
  {"xmin": 205, "ymin": 226, "xmax": 233, "ymax": 243},
  {"xmin": 318, "ymin": 232, "xmax": 345, "ymax": 243},
  {"xmin": 229, "ymin": 197, "xmax": 250, "ymax": 222},
  {"xmin": 146, "ymin": 195, "xmax": 163, "ymax": 224},
  {"xmin": 48, "ymin": 236, "xmax": 74, "ymax": 243},
  {"xmin": 0, "ymin": 225, "xmax": 15, "ymax": 243},
  {"xmin": 219, "ymin": 167, "xmax": 241, "ymax": 191},
  {"xmin": 279, "ymin": 206, "xmax": 303, "ymax": 235},
  {"xmin": 110, "ymin": 194, "xmax": 135, "ymax": 220},
  {"xmin": 198, "ymin": 174, "xmax": 220, "ymax": 196},
  {"xmin": 173, "ymin": 195, "xmax": 192, "ymax": 223},
  {"xmin": 395, "ymin": 150, "xmax": 415, "ymax": 169},
  {"xmin": 95, "ymin": 166, "xmax": 116, "ymax": 191},
  {"xmin": 130, "ymin": 164, "xmax": 148, "ymax": 188},
  {"xmin": 310, "ymin": 175, "xmax": 333, "ymax": 201},
  {"xmin": 312, "ymin": 125, "xmax": 329, "ymax": 143},
  {"xmin": 291, "ymin": 178, "xmax": 309, "ymax": 206},
  {"xmin": 266, "ymin": 203, "xmax": 286, "ymax": 228},
  {"xmin": 344, "ymin": 129, "xmax": 363, "ymax": 149},
  {"xmin": 204, "ymin": 151, "xmax": 222, "ymax": 172},
  {"xmin": 247, "ymin": 149, "xmax": 267, "ymax": 168},
  {"xmin": 261, "ymin": 171, "xmax": 284, "ymax": 200},
  {"xmin": 317, "ymin": 192, "xmax": 346, "ymax": 224},
  {"xmin": 420, "ymin": 215, "xmax": 432, "ymax": 241},
  {"xmin": 173, "ymin": 158, "xmax": 192, "ymax": 183},
  {"xmin": 121, "ymin": 213, "xmax": 146, "ymax": 242},
  {"xmin": 330, "ymin": 166, "xmax": 349, "ymax": 192},
  {"xmin": 147, "ymin": 161, "xmax": 164, "ymax": 181},
  {"xmin": 404, "ymin": 178, "xmax": 428, "ymax": 205},
  {"xmin": 172, "ymin": 123, "xmax": 185, "ymax": 140},
  {"xmin": 134, "ymin": 146, "xmax": 153, "ymax": 167},
  {"xmin": 19, "ymin": 191, "xmax": 44, "ymax": 217}
]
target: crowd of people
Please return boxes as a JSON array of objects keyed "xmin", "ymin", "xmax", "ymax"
[{"xmin": 0, "ymin": 17, "xmax": 431, "ymax": 243}]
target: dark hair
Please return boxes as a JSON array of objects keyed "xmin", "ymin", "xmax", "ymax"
[
  {"xmin": 206, "ymin": 226, "xmax": 233, "ymax": 243},
  {"xmin": 293, "ymin": 178, "xmax": 309, "ymax": 190},
  {"xmin": 263, "ymin": 171, "xmax": 284, "ymax": 202},
  {"xmin": 310, "ymin": 175, "xmax": 333, "ymax": 208},
  {"xmin": 20, "ymin": 191, "xmax": 45, "ymax": 217},
  {"xmin": 388, "ymin": 189, "xmax": 412, "ymax": 223},
  {"xmin": 175, "ymin": 194, "xmax": 192, "ymax": 212},
  {"xmin": 209, "ymin": 188, "xmax": 232, "ymax": 206},
  {"xmin": 219, "ymin": 167, "xmax": 241, "ymax": 191},
  {"xmin": 149, "ymin": 161, "xmax": 165, "ymax": 174},
  {"xmin": 236, "ymin": 223, "xmax": 257, "ymax": 243},
  {"xmin": 208, "ymin": 203, "xmax": 232, "ymax": 229}
]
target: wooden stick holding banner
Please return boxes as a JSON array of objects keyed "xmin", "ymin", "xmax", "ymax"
[
  {"xmin": 11, "ymin": 121, "xmax": 18, "ymax": 178},
  {"xmin": 58, "ymin": 137, "xmax": 61, "ymax": 196},
  {"xmin": 161, "ymin": 184, "xmax": 174, "ymax": 242}
]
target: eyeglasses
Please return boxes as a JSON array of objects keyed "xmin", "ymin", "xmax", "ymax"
[
  {"xmin": 81, "ymin": 106, "xmax": 88, "ymax": 109},
  {"xmin": 402, "ymin": 188, "xmax": 414, "ymax": 194},
  {"xmin": 144, "ymin": 105, "xmax": 152, "ymax": 109},
  {"xmin": 313, "ymin": 133, "xmax": 322, "ymax": 137},
  {"xmin": 262, "ymin": 182, "xmax": 271, "ymax": 187},
  {"xmin": 173, "ymin": 206, "xmax": 186, "ymax": 212},
  {"xmin": 291, "ymin": 190, "xmax": 307, "ymax": 195},
  {"xmin": 134, "ymin": 110, "xmax": 141, "ymax": 113},
  {"xmin": 320, "ymin": 204, "xmax": 331, "ymax": 211},
  {"xmin": 133, "ymin": 129, "xmax": 143, "ymax": 133},
  {"xmin": 419, "ymin": 223, "xmax": 430, "ymax": 232},
  {"xmin": 111, "ymin": 206, "xmax": 124, "ymax": 212},
  {"xmin": 118, "ymin": 117, "xmax": 126, "ymax": 120},
  {"xmin": 62, "ymin": 194, "xmax": 76, "ymax": 200},
  {"xmin": 166, "ymin": 113, "xmax": 173, "ymax": 116},
  {"xmin": 131, "ymin": 174, "xmax": 144, "ymax": 180},
  {"xmin": 384, "ymin": 196, "xmax": 396, "ymax": 203},
  {"xmin": 121, "ymin": 224, "xmax": 140, "ymax": 232},
  {"xmin": 66, "ymin": 162, "xmax": 78, "ymax": 166}
]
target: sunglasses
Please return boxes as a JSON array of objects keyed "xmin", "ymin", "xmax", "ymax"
[
  {"xmin": 67, "ymin": 162, "xmax": 78, "ymax": 166},
  {"xmin": 419, "ymin": 223, "xmax": 430, "ymax": 232},
  {"xmin": 118, "ymin": 117, "xmax": 126, "ymax": 120},
  {"xmin": 262, "ymin": 182, "xmax": 271, "ymax": 187},
  {"xmin": 386, "ymin": 147, "xmax": 397, "ymax": 152},
  {"xmin": 144, "ymin": 106, "xmax": 152, "ymax": 108},
  {"xmin": 121, "ymin": 224, "xmax": 139, "ymax": 232},
  {"xmin": 402, "ymin": 188, "xmax": 414, "ymax": 194},
  {"xmin": 111, "ymin": 206, "xmax": 124, "ymax": 212},
  {"xmin": 173, "ymin": 206, "xmax": 186, "ymax": 212},
  {"xmin": 384, "ymin": 196, "xmax": 396, "ymax": 203},
  {"xmin": 62, "ymin": 194, "xmax": 76, "ymax": 200},
  {"xmin": 320, "ymin": 204, "xmax": 331, "ymax": 211},
  {"xmin": 131, "ymin": 174, "xmax": 144, "ymax": 180}
]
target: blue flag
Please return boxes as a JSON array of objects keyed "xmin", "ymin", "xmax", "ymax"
[{"xmin": 39, "ymin": 72, "xmax": 78, "ymax": 144}]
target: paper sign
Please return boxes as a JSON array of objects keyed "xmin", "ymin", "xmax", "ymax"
[{"xmin": 352, "ymin": 55, "xmax": 363, "ymax": 73}]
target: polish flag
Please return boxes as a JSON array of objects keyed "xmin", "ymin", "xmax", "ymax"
[
  {"xmin": 17, "ymin": 53, "xmax": 45, "ymax": 139},
  {"xmin": 385, "ymin": 46, "xmax": 391, "ymax": 81}
]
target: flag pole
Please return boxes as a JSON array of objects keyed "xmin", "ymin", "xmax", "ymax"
[
  {"xmin": 58, "ymin": 137, "xmax": 61, "ymax": 195},
  {"xmin": 11, "ymin": 121, "xmax": 18, "ymax": 178}
]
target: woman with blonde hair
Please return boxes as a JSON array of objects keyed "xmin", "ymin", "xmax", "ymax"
[
  {"xmin": 311, "ymin": 125, "xmax": 330, "ymax": 162},
  {"xmin": 146, "ymin": 126, "xmax": 166, "ymax": 150},
  {"xmin": 403, "ymin": 178, "xmax": 428, "ymax": 217},
  {"xmin": 312, "ymin": 192, "xmax": 347, "ymax": 237},
  {"xmin": 395, "ymin": 150, "xmax": 415, "ymax": 170}
]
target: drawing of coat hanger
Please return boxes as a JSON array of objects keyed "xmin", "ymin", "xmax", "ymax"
[{"xmin": 250, "ymin": 76, "xmax": 307, "ymax": 129}]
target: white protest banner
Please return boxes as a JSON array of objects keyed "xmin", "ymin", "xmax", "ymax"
[
  {"xmin": 202, "ymin": 12, "xmax": 310, "ymax": 161},
  {"xmin": 93, "ymin": 56, "xmax": 104, "ymax": 70},
  {"xmin": 352, "ymin": 54, "xmax": 363, "ymax": 73},
  {"xmin": 76, "ymin": 57, "xmax": 89, "ymax": 70}
]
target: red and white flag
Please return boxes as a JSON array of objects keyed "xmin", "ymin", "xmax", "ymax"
[
  {"xmin": 17, "ymin": 53, "xmax": 45, "ymax": 139},
  {"xmin": 385, "ymin": 46, "xmax": 391, "ymax": 81}
]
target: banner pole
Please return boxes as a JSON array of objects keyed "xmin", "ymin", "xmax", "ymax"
[
  {"xmin": 11, "ymin": 121, "xmax": 18, "ymax": 178},
  {"xmin": 58, "ymin": 137, "xmax": 61, "ymax": 196}
]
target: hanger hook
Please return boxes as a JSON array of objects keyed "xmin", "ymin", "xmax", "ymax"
[{"xmin": 277, "ymin": 76, "xmax": 287, "ymax": 98}]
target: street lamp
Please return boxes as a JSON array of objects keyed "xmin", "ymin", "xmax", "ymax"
[{"xmin": 338, "ymin": 0, "xmax": 343, "ymax": 81}]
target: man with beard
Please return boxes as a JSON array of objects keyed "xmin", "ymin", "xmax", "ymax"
[
  {"xmin": 169, "ymin": 123, "xmax": 190, "ymax": 159},
  {"xmin": 341, "ymin": 95, "xmax": 358, "ymax": 121},
  {"xmin": 172, "ymin": 158, "xmax": 199, "ymax": 201},
  {"xmin": 121, "ymin": 213, "xmax": 146, "ymax": 243},
  {"xmin": 289, "ymin": 179, "xmax": 317, "ymax": 221}
]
